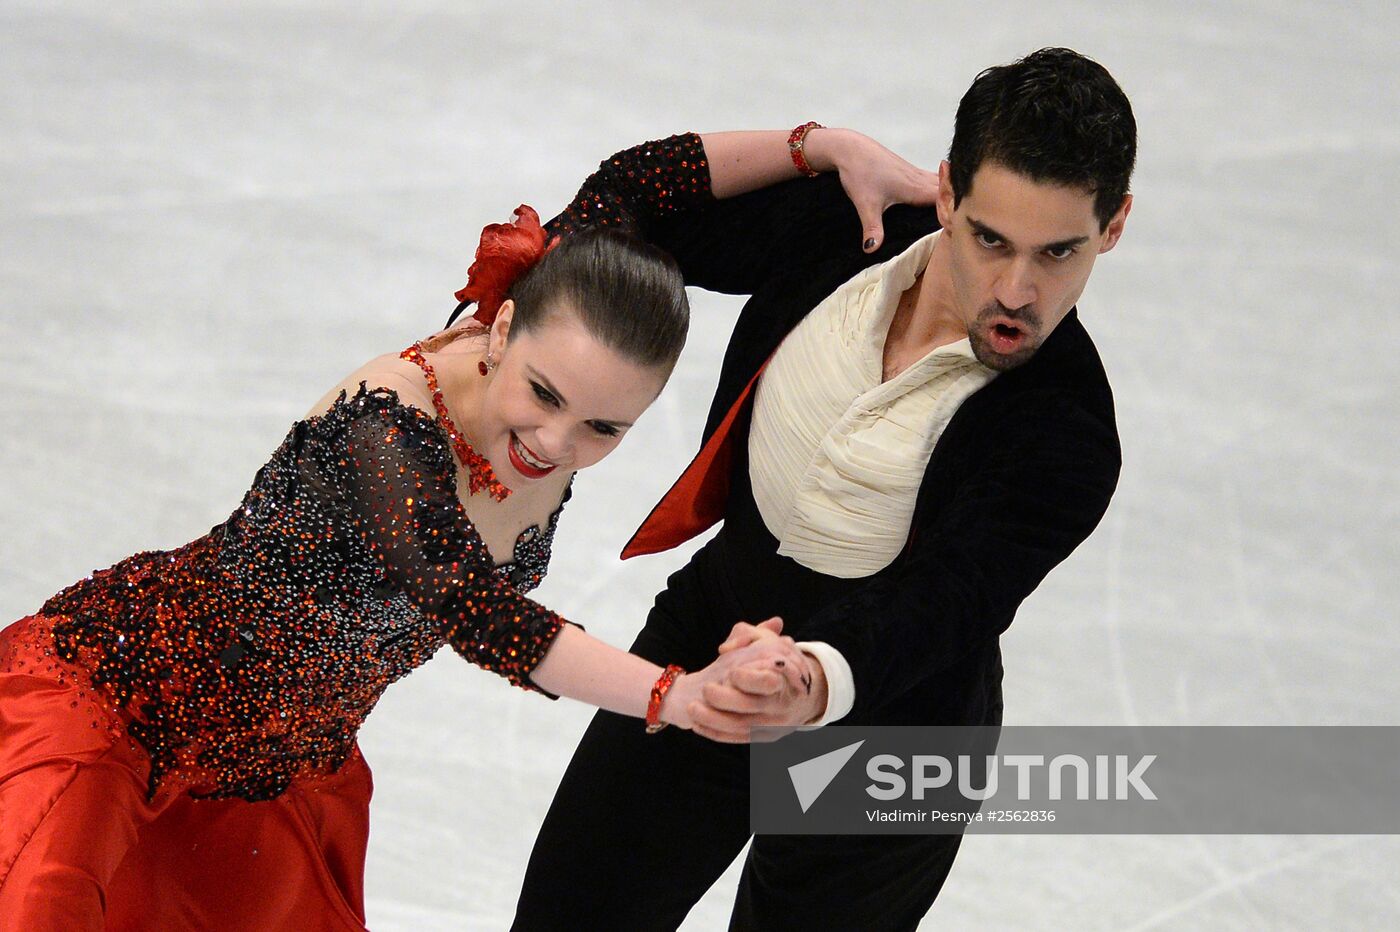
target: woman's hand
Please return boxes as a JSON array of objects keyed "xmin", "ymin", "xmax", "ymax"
[
  {"xmin": 804, "ymin": 128, "xmax": 940, "ymax": 253},
  {"xmin": 716, "ymin": 618, "xmax": 814, "ymax": 715},
  {"xmin": 716, "ymin": 617, "xmax": 785, "ymax": 653},
  {"xmin": 660, "ymin": 632, "xmax": 812, "ymax": 741}
]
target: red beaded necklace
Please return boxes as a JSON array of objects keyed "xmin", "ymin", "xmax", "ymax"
[{"xmin": 400, "ymin": 342, "xmax": 511, "ymax": 501}]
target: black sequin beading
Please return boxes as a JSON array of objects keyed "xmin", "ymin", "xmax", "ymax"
[
  {"xmin": 43, "ymin": 385, "xmax": 565, "ymax": 801},
  {"xmin": 547, "ymin": 132, "xmax": 712, "ymax": 237}
]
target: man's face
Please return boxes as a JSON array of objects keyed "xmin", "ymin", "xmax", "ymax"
[{"xmin": 936, "ymin": 160, "xmax": 1131, "ymax": 371}]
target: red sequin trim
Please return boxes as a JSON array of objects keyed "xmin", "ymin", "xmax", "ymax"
[
  {"xmin": 400, "ymin": 343, "xmax": 511, "ymax": 501},
  {"xmin": 787, "ymin": 121, "xmax": 824, "ymax": 177}
]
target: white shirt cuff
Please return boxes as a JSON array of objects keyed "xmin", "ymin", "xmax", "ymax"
[{"xmin": 795, "ymin": 641, "xmax": 855, "ymax": 725}]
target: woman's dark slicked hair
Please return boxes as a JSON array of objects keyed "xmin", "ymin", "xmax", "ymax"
[
  {"xmin": 948, "ymin": 47, "xmax": 1137, "ymax": 230},
  {"xmin": 506, "ymin": 227, "xmax": 689, "ymax": 372}
]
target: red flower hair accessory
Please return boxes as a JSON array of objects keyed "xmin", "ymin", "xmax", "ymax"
[{"xmin": 454, "ymin": 205, "xmax": 559, "ymax": 326}]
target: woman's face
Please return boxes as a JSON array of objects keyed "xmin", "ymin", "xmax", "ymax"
[{"xmin": 475, "ymin": 302, "xmax": 669, "ymax": 484}]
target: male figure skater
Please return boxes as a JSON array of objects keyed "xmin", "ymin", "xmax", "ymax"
[{"xmin": 512, "ymin": 47, "xmax": 1135, "ymax": 931}]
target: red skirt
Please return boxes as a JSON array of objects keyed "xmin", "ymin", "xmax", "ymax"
[{"xmin": 0, "ymin": 616, "xmax": 373, "ymax": 931}]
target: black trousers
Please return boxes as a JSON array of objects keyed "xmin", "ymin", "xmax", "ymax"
[{"xmin": 511, "ymin": 551, "xmax": 968, "ymax": 932}]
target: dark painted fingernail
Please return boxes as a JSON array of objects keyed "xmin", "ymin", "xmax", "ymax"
[{"xmin": 863, "ymin": 237, "xmax": 877, "ymax": 251}]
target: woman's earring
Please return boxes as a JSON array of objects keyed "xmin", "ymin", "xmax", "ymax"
[{"xmin": 478, "ymin": 351, "xmax": 496, "ymax": 377}]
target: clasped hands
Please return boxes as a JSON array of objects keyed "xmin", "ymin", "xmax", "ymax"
[{"xmin": 664, "ymin": 619, "xmax": 827, "ymax": 744}]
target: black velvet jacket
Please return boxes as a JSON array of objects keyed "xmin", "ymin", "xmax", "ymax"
[{"xmin": 548, "ymin": 135, "xmax": 1121, "ymax": 724}]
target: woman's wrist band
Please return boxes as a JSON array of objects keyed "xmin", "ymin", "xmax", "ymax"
[
  {"xmin": 645, "ymin": 664, "xmax": 686, "ymax": 734},
  {"xmin": 787, "ymin": 121, "xmax": 825, "ymax": 177}
]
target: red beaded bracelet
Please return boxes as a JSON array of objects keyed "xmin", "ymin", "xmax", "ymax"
[
  {"xmin": 645, "ymin": 664, "xmax": 686, "ymax": 734},
  {"xmin": 787, "ymin": 121, "xmax": 825, "ymax": 177}
]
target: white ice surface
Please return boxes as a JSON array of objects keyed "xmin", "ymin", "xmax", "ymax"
[{"xmin": 1, "ymin": 2, "xmax": 1397, "ymax": 929}]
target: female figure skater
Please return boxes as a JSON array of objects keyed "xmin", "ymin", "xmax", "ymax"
[{"xmin": 0, "ymin": 211, "xmax": 805, "ymax": 929}]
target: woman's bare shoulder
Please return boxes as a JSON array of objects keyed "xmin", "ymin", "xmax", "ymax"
[{"xmin": 304, "ymin": 353, "xmax": 433, "ymax": 420}]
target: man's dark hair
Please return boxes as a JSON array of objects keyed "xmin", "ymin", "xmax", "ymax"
[
  {"xmin": 948, "ymin": 47, "xmax": 1137, "ymax": 230},
  {"xmin": 509, "ymin": 227, "xmax": 689, "ymax": 372}
]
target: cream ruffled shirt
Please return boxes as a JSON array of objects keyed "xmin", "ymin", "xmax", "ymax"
[{"xmin": 749, "ymin": 231, "xmax": 997, "ymax": 723}]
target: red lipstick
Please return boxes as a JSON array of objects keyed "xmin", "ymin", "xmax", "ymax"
[{"xmin": 507, "ymin": 432, "xmax": 557, "ymax": 479}]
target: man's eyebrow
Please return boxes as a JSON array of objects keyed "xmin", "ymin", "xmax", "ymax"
[
  {"xmin": 967, "ymin": 217, "xmax": 1090, "ymax": 253},
  {"xmin": 527, "ymin": 366, "xmax": 635, "ymax": 429}
]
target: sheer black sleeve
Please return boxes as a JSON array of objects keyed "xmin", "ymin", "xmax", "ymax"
[
  {"xmin": 547, "ymin": 132, "xmax": 714, "ymax": 237},
  {"xmin": 333, "ymin": 389, "xmax": 563, "ymax": 690}
]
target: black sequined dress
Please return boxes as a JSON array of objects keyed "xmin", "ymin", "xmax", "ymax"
[{"xmin": 35, "ymin": 381, "xmax": 567, "ymax": 802}]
